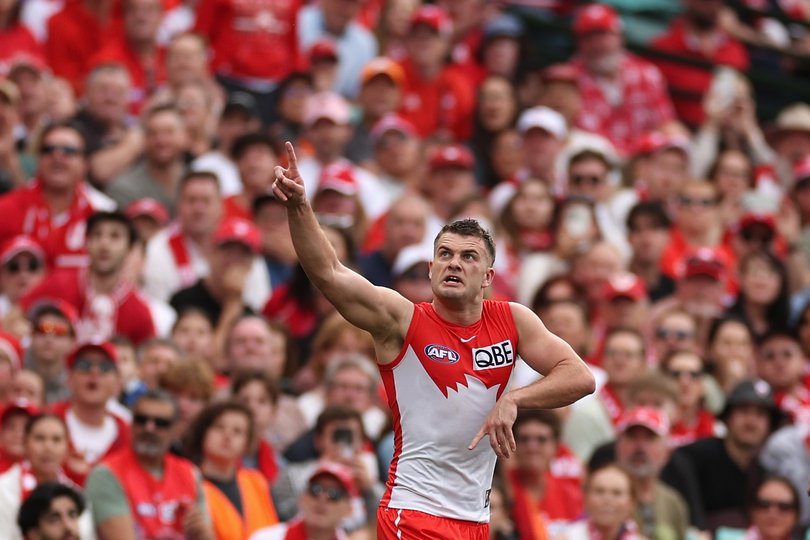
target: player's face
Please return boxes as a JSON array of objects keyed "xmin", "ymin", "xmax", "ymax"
[
  {"xmin": 429, "ymin": 233, "xmax": 493, "ymax": 304},
  {"xmin": 34, "ymin": 495, "xmax": 81, "ymax": 540}
]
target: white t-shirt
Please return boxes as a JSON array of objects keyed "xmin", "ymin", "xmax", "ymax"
[{"xmin": 65, "ymin": 409, "xmax": 118, "ymax": 464}]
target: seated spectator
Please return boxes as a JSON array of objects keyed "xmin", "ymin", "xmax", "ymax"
[
  {"xmin": 124, "ymin": 197, "xmax": 170, "ymax": 242},
  {"xmin": 631, "ymin": 133, "xmax": 692, "ymax": 212},
  {"xmin": 504, "ymin": 409, "xmax": 583, "ymax": 537},
  {"xmin": 390, "ymin": 242, "xmax": 434, "ymax": 304},
  {"xmin": 0, "ymin": 236, "xmax": 45, "ymax": 319},
  {"xmin": 539, "ymin": 299, "xmax": 592, "ymax": 364},
  {"xmin": 107, "ymin": 104, "xmax": 189, "ymax": 214},
  {"xmin": 0, "ymin": 401, "xmax": 37, "ymax": 473},
  {"xmin": 253, "ymin": 193, "xmax": 297, "ymax": 290},
  {"xmin": 23, "ymin": 301, "xmax": 76, "ymax": 405},
  {"xmin": 170, "ymin": 307, "xmax": 215, "ymax": 365},
  {"xmin": 222, "ymin": 133, "xmax": 278, "ymax": 222},
  {"xmin": 23, "ymin": 211, "xmax": 156, "ymax": 346},
  {"xmin": 768, "ymin": 104, "xmax": 810, "ymax": 184},
  {"xmin": 184, "ymin": 400, "xmax": 279, "ymax": 540},
  {"xmin": 9, "ymin": 370, "xmax": 44, "ymax": 407},
  {"xmin": 705, "ymin": 316, "xmax": 756, "ymax": 398},
  {"xmin": 16, "ymin": 482, "xmax": 86, "ymax": 540},
  {"xmin": 174, "ymin": 80, "xmax": 217, "ymax": 159},
  {"xmin": 727, "ymin": 251, "xmax": 790, "ymax": 340},
  {"xmin": 8, "ymin": 58, "xmax": 50, "ymax": 155},
  {"xmin": 0, "ymin": 79, "xmax": 25, "ymax": 190},
  {"xmin": 651, "ymin": 309, "xmax": 699, "ymax": 362},
  {"xmin": 478, "ymin": 13, "xmax": 524, "ymax": 82},
  {"xmin": 470, "ymin": 75, "xmax": 519, "ymax": 189},
  {"xmin": 599, "ymin": 273, "xmax": 650, "ymax": 335},
  {"xmin": 159, "ymin": 359, "xmax": 215, "ymax": 452},
  {"xmin": 362, "ymin": 114, "xmax": 423, "ymax": 213},
  {"xmin": 661, "ymin": 350, "xmax": 717, "ymax": 447},
  {"xmin": 715, "ymin": 475, "xmax": 802, "ymax": 540},
  {"xmin": 423, "ymin": 144, "xmax": 479, "ymax": 223},
  {"xmin": 308, "ymin": 39, "xmax": 340, "ymax": 94},
  {"xmin": 231, "ymin": 370, "xmax": 282, "ymax": 483},
  {"xmin": 312, "ymin": 163, "xmax": 369, "ymax": 248},
  {"xmin": 267, "ymin": 72, "xmax": 313, "ymax": 146},
  {"xmin": 0, "ymin": 414, "xmax": 95, "ymax": 539},
  {"xmin": 707, "ymin": 149, "xmax": 756, "ymax": 228},
  {"xmin": 760, "ymin": 425, "xmax": 810, "ymax": 527},
  {"xmin": 84, "ymin": 389, "xmax": 213, "ymax": 539},
  {"xmin": 123, "ymin": 337, "xmax": 181, "ymax": 407},
  {"xmin": 0, "ymin": 0, "xmax": 43, "ymax": 80},
  {"xmin": 50, "ymin": 342, "xmax": 130, "ymax": 485},
  {"xmin": 569, "ymin": 239, "xmax": 622, "ymax": 314},
  {"xmin": 754, "ymin": 329, "xmax": 809, "ymax": 424},
  {"xmin": 250, "ymin": 462, "xmax": 355, "ymax": 540}
]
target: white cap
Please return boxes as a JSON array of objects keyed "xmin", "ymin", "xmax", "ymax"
[
  {"xmin": 392, "ymin": 242, "xmax": 434, "ymax": 278},
  {"xmin": 517, "ymin": 106, "xmax": 568, "ymax": 140}
]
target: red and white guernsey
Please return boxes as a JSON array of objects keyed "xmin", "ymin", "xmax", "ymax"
[{"xmin": 379, "ymin": 300, "xmax": 519, "ymax": 523}]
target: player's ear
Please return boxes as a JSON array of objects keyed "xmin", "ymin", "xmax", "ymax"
[
  {"xmin": 428, "ymin": 261, "xmax": 433, "ymax": 280},
  {"xmin": 481, "ymin": 267, "xmax": 494, "ymax": 289}
]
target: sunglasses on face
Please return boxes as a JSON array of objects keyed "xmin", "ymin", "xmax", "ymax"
[
  {"xmin": 34, "ymin": 320, "xmax": 71, "ymax": 337},
  {"xmin": 754, "ymin": 498, "xmax": 797, "ymax": 512},
  {"xmin": 72, "ymin": 357, "xmax": 116, "ymax": 374},
  {"xmin": 307, "ymin": 482, "xmax": 347, "ymax": 502},
  {"xmin": 41, "ymin": 144, "xmax": 83, "ymax": 157},
  {"xmin": 655, "ymin": 328, "xmax": 694, "ymax": 341},
  {"xmin": 133, "ymin": 413, "xmax": 174, "ymax": 429},
  {"xmin": 5, "ymin": 259, "xmax": 42, "ymax": 274},
  {"xmin": 571, "ymin": 174, "xmax": 603, "ymax": 187},
  {"xmin": 679, "ymin": 196, "xmax": 717, "ymax": 208},
  {"xmin": 666, "ymin": 369, "xmax": 703, "ymax": 381},
  {"xmin": 741, "ymin": 228, "xmax": 773, "ymax": 244}
]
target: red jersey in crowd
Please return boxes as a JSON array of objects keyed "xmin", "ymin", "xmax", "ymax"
[
  {"xmin": 397, "ymin": 58, "xmax": 475, "ymax": 142},
  {"xmin": 668, "ymin": 409, "xmax": 716, "ymax": 448},
  {"xmin": 0, "ymin": 26, "xmax": 44, "ymax": 77},
  {"xmin": 91, "ymin": 39, "xmax": 167, "ymax": 112},
  {"xmin": 46, "ymin": 0, "xmax": 124, "ymax": 94},
  {"xmin": 651, "ymin": 18, "xmax": 749, "ymax": 127},
  {"xmin": 194, "ymin": 0, "xmax": 302, "ymax": 82},
  {"xmin": 21, "ymin": 267, "xmax": 156, "ymax": 346},
  {"xmin": 573, "ymin": 53, "xmax": 676, "ymax": 156},
  {"xmin": 0, "ymin": 179, "xmax": 111, "ymax": 269}
]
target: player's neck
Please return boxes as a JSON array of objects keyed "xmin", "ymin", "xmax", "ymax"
[{"xmin": 431, "ymin": 297, "xmax": 482, "ymax": 326}]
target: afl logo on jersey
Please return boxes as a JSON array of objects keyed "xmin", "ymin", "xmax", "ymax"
[{"xmin": 424, "ymin": 344, "xmax": 460, "ymax": 364}]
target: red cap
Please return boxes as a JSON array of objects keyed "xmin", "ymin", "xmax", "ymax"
[
  {"xmin": 793, "ymin": 156, "xmax": 810, "ymax": 182},
  {"xmin": 410, "ymin": 5, "xmax": 452, "ymax": 37},
  {"xmin": 633, "ymin": 132, "xmax": 690, "ymax": 157},
  {"xmin": 213, "ymin": 218, "xmax": 261, "ymax": 254},
  {"xmin": 309, "ymin": 461, "xmax": 357, "ymax": 497},
  {"xmin": 125, "ymin": 198, "xmax": 170, "ymax": 226},
  {"xmin": 617, "ymin": 406, "xmax": 669, "ymax": 437},
  {"xmin": 0, "ymin": 399, "xmax": 40, "ymax": 425},
  {"xmin": 739, "ymin": 212, "xmax": 776, "ymax": 232},
  {"xmin": 370, "ymin": 113, "xmax": 417, "ymax": 144},
  {"xmin": 66, "ymin": 341, "xmax": 118, "ymax": 370},
  {"xmin": 8, "ymin": 53, "xmax": 48, "ymax": 76},
  {"xmin": 0, "ymin": 331, "xmax": 22, "ymax": 370},
  {"xmin": 603, "ymin": 272, "xmax": 647, "ymax": 301},
  {"xmin": 574, "ymin": 3, "xmax": 622, "ymax": 35},
  {"xmin": 309, "ymin": 39, "xmax": 338, "ymax": 62},
  {"xmin": 679, "ymin": 248, "xmax": 727, "ymax": 281},
  {"xmin": 0, "ymin": 235, "xmax": 45, "ymax": 267},
  {"xmin": 429, "ymin": 145, "xmax": 475, "ymax": 171},
  {"xmin": 541, "ymin": 63, "xmax": 579, "ymax": 84},
  {"xmin": 318, "ymin": 163, "xmax": 357, "ymax": 196}
]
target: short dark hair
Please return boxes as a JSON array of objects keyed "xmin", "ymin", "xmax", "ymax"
[
  {"xmin": 231, "ymin": 132, "xmax": 278, "ymax": 162},
  {"xmin": 231, "ymin": 368, "xmax": 280, "ymax": 405},
  {"xmin": 183, "ymin": 399, "xmax": 254, "ymax": 465},
  {"xmin": 434, "ymin": 218, "xmax": 496, "ymax": 264},
  {"xmin": 38, "ymin": 121, "xmax": 87, "ymax": 156},
  {"xmin": 314, "ymin": 405, "xmax": 363, "ymax": 437},
  {"xmin": 178, "ymin": 170, "xmax": 221, "ymax": 194},
  {"xmin": 626, "ymin": 201, "xmax": 671, "ymax": 232},
  {"xmin": 25, "ymin": 413, "xmax": 67, "ymax": 438},
  {"xmin": 133, "ymin": 388, "xmax": 180, "ymax": 421},
  {"xmin": 86, "ymin": 211, "xmax": 138, "ymax": 246},
  {"xmin": 512, "ymin": 409, "xmax": 561, "ymax": 440},
  {"xmin": 569, "ymin": 149, "xmax": 610, "ymax": 171},
  {"xmin": 18, "ymin": 482, "xmax": 85, "ymax": 536},
  {"xmin": 29, "ymin": 304, "xmax": 74, "ymax": 335},
  {"xmin": 604, "ymin": 326, "xmax": 646, "ymax": 358},
  {"xmin": 142, "ymin": 103, "xmax": 184, "ymax": 124}
]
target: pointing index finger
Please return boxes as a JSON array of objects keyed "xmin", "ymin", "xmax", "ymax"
[{"xmin": 285, "ymin": 141, "xmax": 299, "ymax": 173}]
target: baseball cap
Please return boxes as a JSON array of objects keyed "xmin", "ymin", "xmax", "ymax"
[
  {"xmin": 125, "ymin": 198, "xmax": 170, "ymax": 227},
  {"xmin": 66, "ymin": 341, "xmax": 118, "ymax": 370},
  {"xmin": 0, "ymin": 79, "xmax": 20, "ymax": 106},
  {"xmin": 8, "ymin": 54, "xmax": 48, "ymax": 78},
  {"xmin": 309, "ymin": 461, "xmax": 356, "ymax": 497},
  {"xmin": 574, "ymin": 3, "xmax": 622, "ymax": 35},
  {"xmin": 222, "ymin": 92, "xmax": 259, "ymax": 119},
  {"xmin": 370, "ymin": 113, "xmax": 417, "ymax": 145},
  {"xmin": 318, "ymin": 163, "xmax": 357, "ymax": 196},
  {"xmin": 517, "ymin": 106, "xmax": 568, "ymax": 140},
  {"xmin": 0, "ymin": 235, "xmax": 45, "ymax": 267},
  {"xmin": 603, "ymin": 272, "xmax": 646, "ymax": 302},
  {"xmin": 739, "ymin": 212, "xmax": 776, "ymax": 234},
  {"xmin": 392, "ymin": 243, "xmax": 433, "ymax": 278},
  {"xmin": 679, "ymin": 248, "xmax": 727, "ymax": 281},
  {"xmin": 27, "ymin": 299, "xmax": 79, "ymax": 332},
  {"xmin": 429, "ymin": 144, "xmax": 475, "ymax": 171},
  {"xmin": 633, "ymin": 132, "xmax": 690, "ymax": 157},
  {"xmin": 361, "ymin": 57, "xmax": 405, "ymax": 88},
  {"xmin": 483, "ymin": 13, "xmax": 523, "ymax": 40},
  {"xmin": 541, "ymin": 63, "xmax": 579, "ymax": 85},
  {"xmin": 617, "ymin": 406, "xmax": 669, "ymax": 437},
  {"xmin": 304, "ymin": 92, "xmax": 351, "ymax": 128},
  {"xmin": 720, "ymin": 379, "xmax": 782, "ymax": 426},
  {"xmin": 0, "ymin": 331, "xmax": 23, "ymax": 370},
  {"xmin": 309, "ymin": 39, "xmax": 338, "ymax": 62},
  {"xmin": 212, "ymin": 217, "xmax": 261, "ymax": 254},
  {"xmin": 0, "ymin": 399, "xmax": 40, "ymax": 426},
  {"xmin": 409, "ymin": 5, "xmax": 452, "ymax": 37}
]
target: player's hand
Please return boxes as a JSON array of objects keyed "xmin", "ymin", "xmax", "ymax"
[
  {"xmin": 468, "ymin": 393, "xmax": 518, "ymax": 459},
  {"xmin": 272, "ymin": 142, "xmax": 306, "ymax": 207}
]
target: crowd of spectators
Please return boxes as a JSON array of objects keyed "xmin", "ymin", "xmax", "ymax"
[{"xmin": 1, "ymin": 0, "xmax": 810, "ymax": 538}]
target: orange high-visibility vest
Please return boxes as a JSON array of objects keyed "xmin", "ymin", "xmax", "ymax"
[{"xmin": 204, "ymin": 468, "xmax": 279, "ymax": 540}]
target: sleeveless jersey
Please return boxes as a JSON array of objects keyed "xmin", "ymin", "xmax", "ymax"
[{"xmin": 379, "ymin": 300, "xmax": 519, "ymax": 522}]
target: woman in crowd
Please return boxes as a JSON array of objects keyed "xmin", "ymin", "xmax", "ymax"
[
  {"xmin": 704, "ymin": 316, "xmax": 756, "ymax": 410},
  {"xmin": 660, "ymin": 349, "xmax": 717, "ymax": 447},
  {"xmin": 159, "ymin": 359, "xmax": 216, "ymax": 455},
  {"xmin": 171, "ymin": 307, "xmax": 215, "ymax": 365},
  {"xmin": 231, "ymin": 369, "xmax": 281, "ymax": 484},
  {"xmin": 717, "ymin": 475, "xmax": 802, "ymax": 540},
  {"xmin": 472, "ymin": 75, "xmax": 519, "ymax": 188},
  {"xmin": 727, "ymin": 250, "xmax": 791, "ymax": 339},
  {"xmin": 707, "ymin": 149, "xmax": 755, "ymax": 227},
  {"xmin": 185, "ymin": 400, "xmax": 279, "ymax": 540}
]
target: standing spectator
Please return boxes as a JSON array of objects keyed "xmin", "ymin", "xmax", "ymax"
[
  {"xmin": 24, "ymin": 301, "xmax": 76, "ymax": 405},
  {"xmin": 222, "ymin": 133, "xmax": 278, "ymax": 222},
  {"xmin": 184, "ymin": 400, "xmax": 279, "ymax": 540},
  {"xmin": 45, "ymin": 0, "xmax": 122, "ymax": 94},
  {"xmin": 107, "ymin": 104, "xmax": 189, "ymax": 214},
  {"xmin": 651, "ymin": 0, "xmax": 749, "ymax": 128},
  {"xmin": 0, "ymin": 236, "xmax": 46, "ymax": 319},
  {"xmin": 0, "ymin": 122, "xmax": 115, "ymax": 270},
  {"xmin": 571, "ymin": 4, "xmax": 677, "ymax": 156},
  {"xmin": 298, "ymin": 0, "xmax": 377, "ymax": 98},
  {"xmin": 397, "ymin": 5, "xmax": 475, "ymax": 142},
  {"xmin": 627, "ymin": 202, "xmax": 675, "ymax": 302},
  {"xmin": 194, "ymin": 0, "xmax": 300, "ymax": 125},
  {"xmin": 22, "ymin": 211, "xmax": 156, "ymax": 346},
  {"xmin": 84, "ymin": 389, "xmax": 214, "ymax": 539},
  {"xmin": 50, "ymin": 342, "xmax": 130, "ymax": 485},
  {"xmin": 16, "ymin": 482, "xmax": 86, "ymax": 540}
]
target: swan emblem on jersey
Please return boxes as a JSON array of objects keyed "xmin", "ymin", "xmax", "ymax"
[{"xmin": 424, "ymin": 344, "xmax": 460, "ymax": 364}]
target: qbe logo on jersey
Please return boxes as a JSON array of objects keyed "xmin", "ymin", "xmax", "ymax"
[{"xmin": 472, "ymin": 340, "xmax": 514, "ymax": 371}]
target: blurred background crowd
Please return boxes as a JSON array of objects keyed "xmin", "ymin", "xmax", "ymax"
[{"xmin": 1, "ymin": 0, "xmax": 810, "ymax": 538}]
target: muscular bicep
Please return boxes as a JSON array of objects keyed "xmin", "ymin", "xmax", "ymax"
[{"xmin": 510, "ymin": 302, "xmax": 583, "ymax": 375}]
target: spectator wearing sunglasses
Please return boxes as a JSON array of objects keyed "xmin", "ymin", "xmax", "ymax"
[
  {"xmin": 0, "ymin": 236, "xmax": 45, "ymax": 320},
  {"xmin": 754, "ymin": 330, "xmax": 809, "ymax": 425},
  {"xmin": 85, "ymin": 389, "xmax": 214, "ymax": 540},
  {"xmin": 0, "ymin": 122, "xmax": 115, "ymax": 271},
  {"xmin": 660, "ymin": 350, "xmax": 717, "ymax": 448},
  {"xmin": 715, "ymin": 475, "xmax": 801, "ymax": 540},
  {"xmin": 24, "ymin": 301, "xmax": 77, "ymax": 405},
  {"xmin": 251, "ymin": 461, "xmax": 354, "ymax": 540},
  {"xmin": 49, "ymin": 342, "xmax": 130, "ymax": 486},
  {"xmin": 651, "ymin": 308, "xmax": 698, "ymax": 363}
]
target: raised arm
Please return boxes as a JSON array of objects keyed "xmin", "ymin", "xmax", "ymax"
[
  {"xmin": 469, "ymin": 302, "xmax": 595, "ymax": 458},
  {"xmin": 272, "ymin": 143, "xmax": 412, "ymax": 345}
]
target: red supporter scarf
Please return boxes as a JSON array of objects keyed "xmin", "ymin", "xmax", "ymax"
[
  {"xmin": 256, "ymin": 439, "xmax": 279, "ymax": 484},
  {"xmin": 75, "ymin": 267, "xmax": 133, "ymax": 343},
  {"xmin": 669, "ymin": 409, "xmax": 715, "ymax": 447},
  {"xmin": 599, "ymin": 384, "xmax": 624, "ymax": 426},
  {"xmin": 167, "ymin": 224, "xmax": 197, "ymax": 288},
  {"xmin": 22, "ymin": 180, "xmax": 92, "ymax": 245}
]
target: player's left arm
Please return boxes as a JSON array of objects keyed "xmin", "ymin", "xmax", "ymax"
[{"xmin": 469, "ymin": 302, "xmax": 595, "ymax": 459}]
